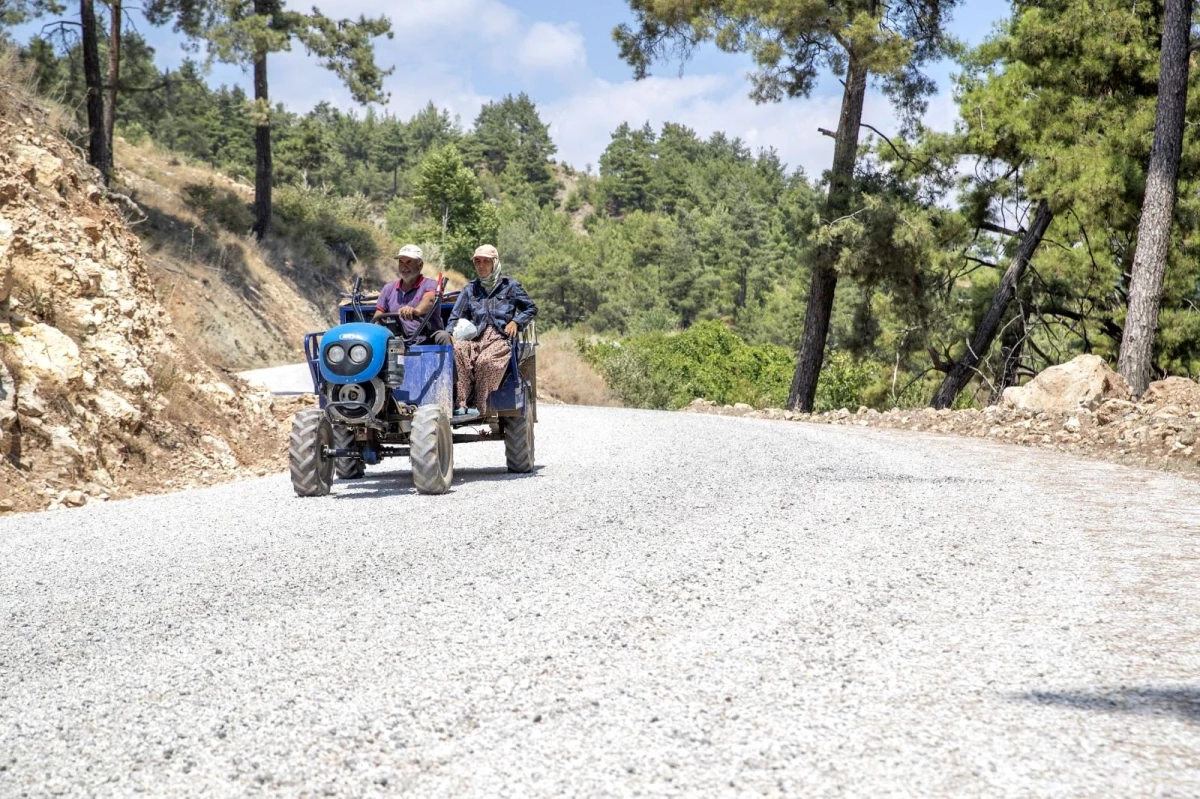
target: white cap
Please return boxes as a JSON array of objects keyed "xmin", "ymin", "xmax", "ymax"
[{"xmin": 397, "ymin": 244, "xmax": 424, "ymax": 261}]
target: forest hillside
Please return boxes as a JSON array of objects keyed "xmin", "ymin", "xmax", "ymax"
[{"xmin": 6, "ymin": 0, "xmax": 1200, "ymax": 416}]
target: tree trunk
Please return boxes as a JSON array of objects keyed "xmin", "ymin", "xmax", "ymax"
[
  {"xmin": 1117, "ymin": 0, "xmax": 1192, "ymax": 395},
  {"xmin": 80, "ymin": 0, "xmax": 111, "ymax": 181},
  {"xmin": 988, "ymin": 305, "xmax": 1027, "ymax": 405},
  {"xmin": 251, "ymin": 43, "xmax": 272, "ymax": 240},
  {"xmin": 787, "ymin": 52, "xmax": 869, "ymax": 411},
  {"xmin": 103, "ymin": 0, "xmax": 121, "ymax": 165},
  {"xmin": 930, "ymin": 199, "xmax": 1053, "ymax": 409}
]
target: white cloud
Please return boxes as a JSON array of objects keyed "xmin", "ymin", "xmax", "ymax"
[
  {"xmin": 330, "ymin": 0, "xmax": 520, "ymax": 39},
  {"xmin": 515, "ymin": 22, "xmax": 588, "ymax": 75}
]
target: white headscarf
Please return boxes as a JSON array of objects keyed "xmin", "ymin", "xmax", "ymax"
[{"xmin": 480, "ymin": 260, "xmax": 502, "ymax": 293}]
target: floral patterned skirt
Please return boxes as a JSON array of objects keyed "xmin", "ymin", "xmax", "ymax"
[{"xmin": 452, "ymin": 325, "xmax": 511, "ymax": 412}]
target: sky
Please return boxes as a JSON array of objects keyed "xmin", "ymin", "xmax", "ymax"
[{"xmin": 13, "ymin": 0, "xmax": 1013, "ymax": 177}]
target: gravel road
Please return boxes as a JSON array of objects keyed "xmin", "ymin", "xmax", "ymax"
[{"xmin": 2, "ymin": 406, "xmax": 1199, "ymax": 796}]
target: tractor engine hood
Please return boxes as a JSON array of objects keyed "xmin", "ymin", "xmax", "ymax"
[{"xmin": 318, "ymin": 323, "xmax": 391, "ymax": 385}]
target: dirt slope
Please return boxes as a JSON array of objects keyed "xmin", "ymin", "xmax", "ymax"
[
  {"xmin": 0, "ymin": 99, "xmax": 285, "ymax": 513},
  {"xmin": 115, "ymin": 139, "xmax": 339, "ymax": 370}
]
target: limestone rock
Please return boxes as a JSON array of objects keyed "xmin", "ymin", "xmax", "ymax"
[
  {"xmin": 1142, "ymin": 376, "xmax": 1200, "ymax": 413},
  {"xmin": 12, "ymin": 144, "xmax": 64, "ymax": 189},
  {"xmin": 1096, "ymin": 399, "xmax": 1137, "ymax": 425},
  {"xmin": 93, "ymin": 389, "xmax": 142, "ymax": 426},
  {"xmin": 14, "ymin": 323, "xmax": 83, "ymax": 384},
  {"xmin": 1001, "ymin": 354, "xmax": 1130, "ymax": 414}
]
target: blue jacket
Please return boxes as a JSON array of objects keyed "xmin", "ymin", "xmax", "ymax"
[{"xmin": 447, "ymin": 276, "xmax": 538, "ymax": 335}]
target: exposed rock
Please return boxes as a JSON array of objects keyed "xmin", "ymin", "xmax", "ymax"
[
  {"xmin": 1096, "ymin": 399, "xmax": 1137, "ymax": 426},
  {"xmin": 13, "ymin": 323, "xmax": 83, "ymax": 385},
  {"xmin": 1001, "ymin": 354, "xmax": 1130, "ymax": 413},
  {"xmin": 0, "ymin": 107, "xmax": 286, "ymax": 513},
  {"xmin": 1142, "ymin": 376, "xmax": 1200, "ymax": 413},
  {"xmin": 682, "ymin": 361, "xmax": 1200, "ymax": 481},
  {"xmin": 92, "ymin": 389, "xmax": 141, "ymax": 427},
  {"xmin": 0, "ymin": 359, "xmax": 15, "ymax": 429},
  {"xmin": 12, "ymin": 143, "xmax": 64, "ymax": 189}
]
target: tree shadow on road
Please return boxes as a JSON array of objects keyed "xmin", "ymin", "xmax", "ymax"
[
  {"xmin": 329, "ymin": 466, "xmax": 543, "ymax": 499},
  {"xmin": 1018, "ymin": 687, "xmax": 1200, "ymax": 725}
]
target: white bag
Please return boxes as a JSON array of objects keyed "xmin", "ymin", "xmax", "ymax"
[{"xmin": 452, "ymin": 318, "xmax": 479, "ymax": 341}]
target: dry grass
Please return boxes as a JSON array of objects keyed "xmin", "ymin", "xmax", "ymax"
[
  {"xmin": 113, "ymin": 141, "xmax": 343, "ymax": 369},
  {"xmin": 0, "ymin": 43, "xmax": 72, "ymax": 134},
  {"xmin": 536, "ymin": 328, "xmax": 619, "ymax": 407},
  {"xmin": 115, "ymin": 138, "xmax": 252, "ymax": 201}
]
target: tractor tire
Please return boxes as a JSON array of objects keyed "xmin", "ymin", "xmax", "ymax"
[
  {"xmin": 290, "ymin": 408, "xmax": 333, "ymax": 497},
  {"xmin": 333, "ymin": 424, "xmax": 365, "ymax": 480},
  {"xmin": 504, "ymin": 400, "xmax": 535, "ymax": 473},
  {"xmin": 410, "ymin": 405, "xmax": 453, "ymax": 494}
]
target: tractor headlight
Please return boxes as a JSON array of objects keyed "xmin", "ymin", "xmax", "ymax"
[
  {"xmin": 349, "ymin": 344, "xmax": 369, "ymax": 364},
  {"xmin": 326, "ymin": 344, "xmax": 346, "ymax": 365}
]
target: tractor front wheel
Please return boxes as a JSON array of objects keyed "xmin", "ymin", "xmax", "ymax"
[
  {"xmin": 410, "ymin": 405, "xmax": 453, "ymax": 494},
  {"xmin": 333, "ymin": 424, "xmax": 365, "ymax": 480},
  {"xmin": 290, "ymin": 408, "xmax": 334, "ymax": 497}
]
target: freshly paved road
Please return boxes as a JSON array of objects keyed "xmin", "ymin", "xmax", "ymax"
[
  {"xmin": 238, "ymin": 362, "xmax": 315, "ymax": 396},
  {"xmin": 2, "ymin": 406, "xmax": 1199, "ymax": 796}
]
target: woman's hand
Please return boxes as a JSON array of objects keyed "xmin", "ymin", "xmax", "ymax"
[{"xmin": 504, "ymin": 321, "xmax": 518, "ymax": 339}]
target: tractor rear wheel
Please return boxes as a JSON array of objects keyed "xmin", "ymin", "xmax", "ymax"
[
  {"xmin": 410, "ymin": 405, "xmax": 453, "ymax": 494},
  {"xmin": 504, "ymin": 401, "xmax": 535, "ymax": 473},
  {"xmin": 290, "ymin": 408, "xmax": 333, "ymax": 497},
  {"xmin": 333, "ymin": 424, "xmax": 365, "ymax": 479}
]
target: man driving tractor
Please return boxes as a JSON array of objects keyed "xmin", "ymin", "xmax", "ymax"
[{"xmin": 371, "ymin": 244, "xmax": 443, "ymax": 344}]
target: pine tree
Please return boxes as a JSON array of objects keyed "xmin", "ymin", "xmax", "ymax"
[
  {"xmin": 147, "ymin": 0, "xmax": 392, "ymax": 238},
  {"xmin": 469, "ymin": 93, "xmax": 558, "ymax": 206},
  {"xmin": 1118, "ymin": 0, "xmax": 1194, "ymax": 395},
  {"xmin": 616, "ymin": 0, "xmax": 962, "ymax": 411},
  {"xmin": 599, "ymin": 122, "xmax": 657, "ymax": 216}
]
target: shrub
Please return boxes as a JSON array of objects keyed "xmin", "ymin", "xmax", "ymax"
[
  {"xmin": 272, "ymin": 185, "xmax": 385, "ymax": 264},
  {"xmin": 580, "ymin": 321, "xmax": 793, "ymax": 410},
  {"xmin": 812, "ymin": 351, "xmax": 875, "ymax": 413},
  {"xmin": 117, "ymin": 120, "xmax": 149, "ymax": 146},
  {"xmin": 181, "ymin": 182, "xmax": 254, "ymax": 233}
]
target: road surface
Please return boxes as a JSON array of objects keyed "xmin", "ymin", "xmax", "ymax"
[{"xmin": 2, "ymin": 406, "xmax": 1198, "ymax": 795}]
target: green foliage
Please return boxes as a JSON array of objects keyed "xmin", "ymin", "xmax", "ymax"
[
  {"xmin": 410, "ymin": 145, "xmax": 498, "ymax": 270},
  {"xmin": 182, "ymin": 182, "xmax": 254, "ymax": 232},
  {"xmin": 273, "ymin": 184, "xmax": 383, "ymax": 264},
  {"xmin": 614, "ymin": 0, "xmax": 960, "ymax": 128},
  {"xmin": 12, "ymin": 0, "xmax": 1200, "ymax": 410},
  {"xmin": 467, "ymin": 93, "xmax": 558, "ymax": 206},
  {"xmin": 581, "ymin": 322, "xmax": 794, "ymax": 409},
  {"xmin": 146, "ymin": 1, "xmax": 394, "ymax": 106},
  {"xmin": 812, "ymin": 352, "xmax": 874, "ymax": 413}
]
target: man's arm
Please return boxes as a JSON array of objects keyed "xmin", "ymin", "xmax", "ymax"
[
  {"xmin": 402, "ymin": 289, "xmax": 437, "ymax": 320},
  {"xmin": 372, "ymin": 284, "xmax": 392, "ymax": 321}
]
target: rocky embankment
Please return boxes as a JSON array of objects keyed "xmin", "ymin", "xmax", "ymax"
[
  {"xmin": 686, "ymin": 355, "xmax": 1200, "ymax": 478},
  {"xmin": 0, "ymin": 101, "xmax": 287, "ymax": 513}
]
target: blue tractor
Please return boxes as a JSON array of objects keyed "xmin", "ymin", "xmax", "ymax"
[{"xmin": 289, "ymin": 276, "xmax": 537, "ymax": 497}]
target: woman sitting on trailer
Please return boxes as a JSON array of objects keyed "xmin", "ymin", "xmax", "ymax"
[
  {"xmin": 441, "ymin": 244, "xmax": 537, "ymax": 417},
  {"xmin": 372, "ymin": 244, "xmax": 443, "ymax": 344}
]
